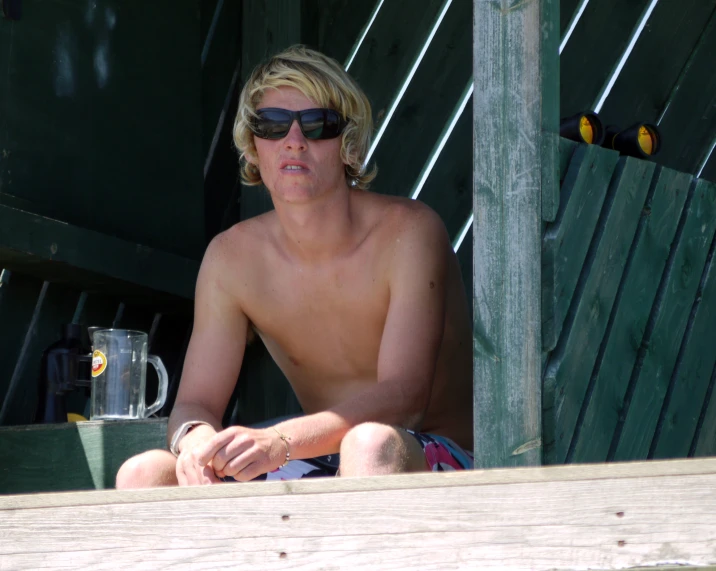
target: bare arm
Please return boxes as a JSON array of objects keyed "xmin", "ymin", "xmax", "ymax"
[
  {"xmin": 200, "ymin": 207, "xmax": 450, "ymax": 476},
  {"xmin": 168, "ymin": 233, "xmax": 249, "ymax": 481}
]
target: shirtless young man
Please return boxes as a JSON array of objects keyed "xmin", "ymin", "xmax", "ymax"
[{"xmin": 115, "ymin": 45, "xmax": 473, "ymax": 488}]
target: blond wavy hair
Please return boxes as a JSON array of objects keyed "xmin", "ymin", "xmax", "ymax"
[{"xmin": 233, "ymin": 45, "xmax": 376, "ymax": 190}]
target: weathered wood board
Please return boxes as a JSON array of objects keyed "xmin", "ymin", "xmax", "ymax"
[
  {"xmin": 1, "ymin": 459, "xmax": 716, "ymax": 570},
  {"xmin": 569, "ymin": 168, "xmax": 692, "ymax": 464},
  {"xmin": 612, "ymin": 178, "xmax": 716, "ymax": 461},
  {"xmin": 543, "ymin": 158, "xmax": 656, "ymax": 464}
]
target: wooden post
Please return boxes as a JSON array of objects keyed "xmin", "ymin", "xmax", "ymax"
[{"xmin": 473, "ymin": 0, "xmax": 557, "ymax": 467}]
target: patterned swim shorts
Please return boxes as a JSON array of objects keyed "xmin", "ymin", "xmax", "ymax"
[{"xmin": 224, "ymin": 429, "xmax": 473, "ymax": 482}]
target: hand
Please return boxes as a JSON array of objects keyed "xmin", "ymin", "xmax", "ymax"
[
  {"xmin": 175, "ymin": 424, "xmax": 222, "ymax": 486},
  {"xmin": 196, "ymin": 426, "xmax": 285, "ymax": 482}
]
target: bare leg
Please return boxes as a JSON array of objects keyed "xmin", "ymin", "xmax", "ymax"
[
  {"xmin": 338, "ymin": 423, "xmax": 428, "ymax": 477},
  {"xmin": 115, "ymin": 449, "xmax": 179, "ymax": 489}
]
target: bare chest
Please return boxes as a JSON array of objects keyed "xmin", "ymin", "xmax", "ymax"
[{"xmin": 244, "ymin": 257, "xmax": 390, "ymax": 378}]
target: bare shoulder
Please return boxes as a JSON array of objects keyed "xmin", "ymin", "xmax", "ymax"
[
  {"xmin": 361, "ymin": 192, "xmax": 450, "ymax": 251},
  {"xmin": 197, "ymin": 211, "xmax": 278, "ymax": 294}
]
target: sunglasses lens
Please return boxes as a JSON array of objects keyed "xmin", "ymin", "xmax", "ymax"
[
  {"xmin": 300, "ymin": 109, "xmax": 330, "ymax": 139},
  {"xmin": 254, "ymin": 110, "xmax": 291, "ymax": 139}
]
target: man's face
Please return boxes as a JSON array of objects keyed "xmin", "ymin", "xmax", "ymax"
[{"xmin": 248, "ymin": 87, "xmax": 348, "ymax": 204}]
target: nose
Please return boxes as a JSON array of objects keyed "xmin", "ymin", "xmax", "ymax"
[{"xmin": 283, "ymin": 119, "xmax": 307, "ymax": 151}]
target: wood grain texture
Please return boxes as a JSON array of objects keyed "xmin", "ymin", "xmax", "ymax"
[
  {"xmin": 652, "ymin": 228, "xmax": 716, "ymax": 459},
  {"xmin": 612, "ymin": 179, "xmax": 716, "ymax": 461},
  {"xmin": 542, "ymin": 144, "xmax": 620, "ymax": 351},
  {"xmin": 473, "ymin": 0, "xmax": 542, "ymax": 467},
  {"xmin": 543, "ymin": 158, "xmax": 657, "ymax": 465},
  {"xmin": 540, "ymin": 0, "xmax": 560, "ymax": 222},
  {"xmin": 569, "ymin": 168, "xmax": 692, "ymax": 464},
  {"xmin": 1, "ymin": 459, "xmax": 716, "ymax": 571},
  {"xmin": 0, "ymin": 419, "xmax": 167, "ymax": 494}
]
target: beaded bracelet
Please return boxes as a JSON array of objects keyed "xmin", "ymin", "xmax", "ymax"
[{"xmin": 272, "ymin": 427, "xmax": 291, "ymax": 467}]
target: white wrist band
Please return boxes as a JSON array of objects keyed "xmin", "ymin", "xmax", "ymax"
[{"xmin": 170, "ymin": 421, "xmax": 211, "ymax": 456}]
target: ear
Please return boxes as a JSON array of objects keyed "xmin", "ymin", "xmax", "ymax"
[{"xmin": 244, "ymin": 150, "xmax": 259, "ymax": 167}]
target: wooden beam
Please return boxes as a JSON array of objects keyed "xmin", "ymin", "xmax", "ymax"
[
  {"xmin": 1, "ymin": 458, "xmax": 715, "ymax": 570},
  {"xmin": 472, "ymin": 0, "xmax": 546, "ymax": 466}
]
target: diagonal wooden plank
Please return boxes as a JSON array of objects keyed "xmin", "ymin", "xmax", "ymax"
[
  {"xmin": 652, "ymin": 228, "xmax": 716, "ymax": 459},
  {"xmin": 612, "ymin": 178, "xmax": 716, "ymax": 461},
  {"xmin": 370, "ymin": 0, "xmax": 472, "ymax": 198},
  {"xmin": 543, "ymin": 157, "xmax": 656, "ymax": 465},
  {"xmin": 560, "ymin": 0, "xmax": 650, "ymax": 117},
  {"xmin": 657, "ymin": 13, "xmax": 716, "ymax": 176},
  {"xmin": 598, "ymin": 0, "xmax": 716, "ymax": 128},
  {"xmin": 542, "ymin": 144, "xmax": 620, "ymax": 352},
  {"xmin": 346, "ymin": 0, "xmax": 447, "ymax": 138},
  {"xmin": 414, "ymin": 102, "xmax": 472, "ymax": 238},
  {"xmin": 569, "ymin": 168, "xmax": 692, "ymax": 464}
]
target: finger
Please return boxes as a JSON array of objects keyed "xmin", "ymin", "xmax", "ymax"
[
  {"xmin": 196, "ymin": 430, "xmax": 235, "ymax": 466},
  {"xmin": 212, "ymin": 438, "xmax": 253, "ymax": 473},
  {"xmin": 200, "ymin": 464, "xmax": 221, "ymax": 485},
  {"xmin": 231, "ymin": 461, "xmax": 263, "ymax": 482}
]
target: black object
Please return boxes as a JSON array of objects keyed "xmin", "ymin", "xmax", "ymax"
[
  {"xmin": 603, "ymin": 123, "xmax": 661, "ymax": 159},
  {"xmin": 1, "ymin": 0, "xmax": 21, "ymax": 20},
  {"xmin": 35, "ymin": 324, "xmax": 92, "ymax": 423},
  {"xmin": 560, "ymin": 112, "xmax": 605, "ymax": 145}
]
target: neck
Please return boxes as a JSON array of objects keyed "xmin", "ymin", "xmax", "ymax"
[{"xmin": 272, "ymin": 185, "xmax": 359, "ymax": 262}]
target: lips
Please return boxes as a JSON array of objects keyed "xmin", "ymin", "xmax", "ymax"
[{"xmin": 279, "ymin": 159, "xmax": 310, "ymax": 171}]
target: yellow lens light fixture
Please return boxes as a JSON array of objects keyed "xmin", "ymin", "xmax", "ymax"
[
  {"xmin": 603, "ymin": 123, "xmax": 661, "ymax": 158},
  {"xmin": 560, "ymin": 112, "xmax": 605, "ymax": 145}
]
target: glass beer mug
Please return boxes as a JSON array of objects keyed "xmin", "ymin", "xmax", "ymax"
[{"xmin": 90, "ymin": 329, "xmax": 168, "ymax": 420}]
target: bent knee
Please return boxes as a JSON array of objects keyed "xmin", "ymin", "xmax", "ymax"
[
  {"xmin": 115, "ymin": 449, "xmax": 176, "ymax": 489},
  {"xmin": 340, "ymin": 422, "xmax": 404, "ymax": 462}
]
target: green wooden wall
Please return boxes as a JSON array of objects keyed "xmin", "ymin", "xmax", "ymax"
[{"xmin": 0, "ymin": 0, "xmax": 714, "ymax": 473}]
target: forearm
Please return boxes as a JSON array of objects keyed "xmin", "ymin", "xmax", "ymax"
[
  {"xmin": 167, "ymin": 402, "xmax": 224, "ymax": 448},
  {"xmin": 273, "ymin": 380, "xmax": 428, "ymax": 460}
]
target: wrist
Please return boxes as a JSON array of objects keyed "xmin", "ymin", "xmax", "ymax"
[
  {"xmin": 272, "ymin": 427, "xmax": 291, "ymax": 467},
  {"xmin": 170, "ymin": 421, "xmax": 214, "ymax": 456}
]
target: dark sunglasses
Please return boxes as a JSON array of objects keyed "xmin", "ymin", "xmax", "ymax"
[{"xmin": 251, "ymin": 108, "xmax": 348, "ymax": 140}]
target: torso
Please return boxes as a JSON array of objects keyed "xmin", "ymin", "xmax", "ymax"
[{"xmin": 225, "ymin": 191, "xmax": 473, "ymax": 450}]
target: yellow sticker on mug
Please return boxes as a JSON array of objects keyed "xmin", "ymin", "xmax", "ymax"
[{"xmin": 91, "ymin": 349, "xmax": 107, "ymax": 377}]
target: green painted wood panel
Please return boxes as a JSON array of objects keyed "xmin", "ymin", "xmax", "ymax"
[
  {"xmin": 560, "ymin": 0, "xmax": 581, "ymax": 37},
  {"xmin": 415, "ymin": 103, "xmax": 472, "ymax": 239},
  {"xmin": 543, "ymin": 158, "xmax": 656, "ymax": 465},
  {"xmin": 344, "ymin": 0, "xmax": 447, "ymax": 142},
  {"xmin": 0, "ymin": 0, "xmax": 204, "ymax": 259},
  {"xmin": 369, "ymin": 0, "xmax": 472, "ymax": 199},
  {"xmin": 0, "ymin": 419, "xmax": 167, "ymax": 494},
  {"xmin": 0, "ymin": 282, "xmax": 80, "ymax": 426},
  {"xmin": 612, "ymin": 179, "xmax": 716, "ymax": 461},
  {"xmin": 542, "ymin": 145, "xmax": 620, "ymax": 352},
  {"xmin": 0, "ymin": 204, "xmax": 200, "ymax": 300},
  {"xmin": 693, "ymin": 363, "xmax": 716, "ymax": 457},
  {"xmin": 598, "ymin": 0, "xmax": 716, "ymax": 128},
  {"xmin": 473, "ymin": 0, "xmax": 544, "ymax": 468},
  {"xmin": 558, "ymin": 139, "xmax": 578, "ymax": 183},
  {"xmin": 652, "ymin": 230, "xmax": 716, "ymax": 459},
  {"xmin": 658, "ymin": 13, "xmax": 716, "ymax": 176},
  {"xmin": 0, "ymin": 272, "xmax": 44, "ymax": 408},
  {"xmin": 568, "ymin": 168, "xmax": 692, "ymax": 463},
  {"xmin": 702, "ymin": 149, "xmax": 716, "ymax": 184},
  {"xmin": 559, "ymin": 0, "xmax": 650, "ymax": 117},
  {"xmin": 301, "ymin": 0, "xmax": 379, "ymax": 64},
  {"xmin": 541, "ymin": 0, "xmax": 561, "ymax": 223},
  {"xmin": 456, "ymin": 228, "xmax": 473, "ymax": 321}
]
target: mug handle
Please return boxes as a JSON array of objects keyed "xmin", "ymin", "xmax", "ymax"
[{"xmin": 145, "ymin": 354, "xmax": 169, "ymax": 417}]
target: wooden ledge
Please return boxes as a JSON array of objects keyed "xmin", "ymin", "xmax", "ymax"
[{"xmin": 1, "ymin": 458, "xmax": 716, "ymax": 570}]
